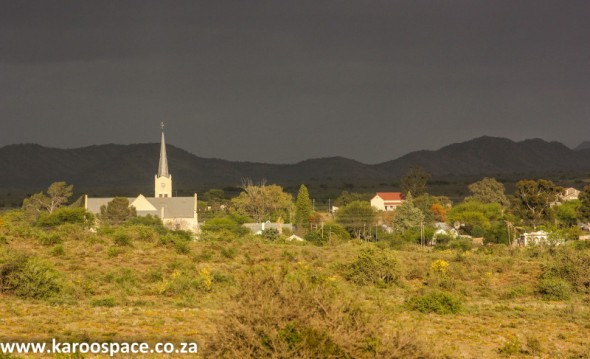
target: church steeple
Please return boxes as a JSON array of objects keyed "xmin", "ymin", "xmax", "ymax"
[
  {"xmin": 155, "ymin": 122, "xmax": 172, "ymax": 198},
  {"xmin": 158, "ymin": 122, "xmax": 170, "ymax": 178}
]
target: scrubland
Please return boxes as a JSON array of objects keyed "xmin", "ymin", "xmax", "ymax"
[{"xmin": 1, "ymin": 216, "xmax": 590, "ymax": 358}]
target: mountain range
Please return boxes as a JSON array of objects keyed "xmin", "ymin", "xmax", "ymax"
[{"xmin": 1, "ymin": 136, "xmax": 590, "ymax": 194}]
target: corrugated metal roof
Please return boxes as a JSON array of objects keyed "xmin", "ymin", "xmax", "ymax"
[{"xmin": 86, "ymin": 196, "xmax": 194, "ymax": 219}]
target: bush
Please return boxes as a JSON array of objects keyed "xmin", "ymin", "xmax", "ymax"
[
  {"xmin": 538, "ymin": 278, "xmax": 571, "ymax": 300},
  {"xmin": 261, "ymin": 228, "xmax": 280, "ymax": 241},
  {"xmin": 91, "ymin": 297, "xmax": 118, "ymax": 307},
  {"xmin": 51, "ymin": 245, "xmax": 65, "ymax": 256},
  {"xmin": 0, "ymin": 254, "xmax": 62, "ymax": 299},
  {"xmin": 36, "ymin": 207, "xmax": 93, "ymax": 228},
  {"xmin": 541, "ymin": 248, "xmax": 590, "ymax": 293},
  {"xmin": 405, "ymin": 291, "xmax": 462, "ymax": 314},
  {"xmin": 435, "ymin": 238, "xmax": 473, "ymax": 252},
  {"xmin": 343, "ymin": 247, "xmax": 401, "ymax": 287},
  {"xmin": 113, "ymin": 232, "xmax": 132, "ymax": 247},
  {"xmin": 38, "ymin": 232, "xmax": 62, "ymax": 246},
  {"xmin": 160, "ymin": 232, "xmax": 192, "ymax": 254},
  {"xmin": 201, "ymin": 217, "xmax": 248, "ymax": 236},
  {"xmin": 206, "ymin": 264, "xmax": 433, "ymax": 358}
]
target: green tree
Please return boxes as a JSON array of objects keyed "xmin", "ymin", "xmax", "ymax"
[
  {"xmin": 100, "ymin": 197, "xmax": 137, "ymax": 225},
  {"xmin": 401, "ymin": 167, "xmax": 431, "ymax": 197},
  {"xmin": 467, "ymin": 177, "xmax": 509, "ymax": 207},
  {"xmin": 335, "ymin": 201, "xmax": 377, "ymax": 239},
  {"xmin": 447, "ymin": 200, "xmax": 503, "ymax": 233},
  {"xmin": 392, "ymin": 193, "xmax": 425, "ymax": 233},
  {"xmin": 230, "ymin": 180, "xmax": 293, "ymax": 223},
  {"xmin": 334, "ymin": 191, "xmax": 372, "ymax": 207},
  {"xmin": 512, "ymin": 179, "xmax": 562, "ymax": 229},
  {"xmin": 203, "ymin": 189, "xmax": 226, "ymax": 210},
  {"xmin": 295, "ymin": 184, "xmax": 313, "ymax": 230},
  {"xmin": 22, "ymin": 182, "xmax": 74, "ymax": 216},
  {"xmin": 577, "ymin": 185, "xmax": 590, "ymax": 223},
  {"xmin": 556, "ymin": 200, "xmax": 580, "ymax": 228}
]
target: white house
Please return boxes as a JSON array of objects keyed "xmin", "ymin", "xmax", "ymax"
[
  {"xmin": 84, "ymin": 124, "xmax": 199, "ymax": 233},
  {"xmin": 370, "ymin": 192, "xmax": 405, "ymax": 211},
  {"xmin": 517, "ymin": 230, "xmax": 563, "ymax": 246},
  {"xmin": 561, "ymin": 187, "xmax": 580, "ymax": 202}
]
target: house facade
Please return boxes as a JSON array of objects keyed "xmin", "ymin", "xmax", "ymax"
[
  {"xmin": 561, "ymin": 187, "xmax": 580, "ymax": 202},
  {"xmin": 370, "ymin": 192, "xmax": 405, "ymax": 211},
  {"xmin": 84, "ymin": 124, "xmax": 199, "ymax": 232},
  {"xmin": 517, "ymin": 230, "xmax": 563, "ymax": 246}
]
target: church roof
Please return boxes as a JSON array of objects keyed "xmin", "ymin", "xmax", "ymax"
[{"xmin": 86, "ymin": 195, "xmax": 195, "ymax": 219}]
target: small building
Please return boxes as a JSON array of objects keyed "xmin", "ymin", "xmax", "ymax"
[
  {"xmin": 286, "ymin": 234, "xmax": 304, "ymax": 242},
  {"xmin": 242, "ymin": 221, "xmax": 293, "ymax": 235},
  {"xmin": 517, "ymin": 230, "xmax": 563, "ymax": 246},
  {"xmin": 431, "ymin": 222, "xmax": 458, "ymax": 244},
  {"xmin": 370, "ymin": 192, "xmax": 405, "ymax": 211},
  {"xmin": 561, "ymin": 187, "xmax": 580, "ymax": 202}
]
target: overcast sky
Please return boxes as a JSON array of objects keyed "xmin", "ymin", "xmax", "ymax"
[{"xmin": 1, "ymin": 1, "xmax": 589, "ymax": 163}]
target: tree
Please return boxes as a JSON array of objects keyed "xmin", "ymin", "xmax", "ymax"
[
  {"xmin": 100, "ymin": 197, "xmax": 137, "ymax": 225},
  {"xmin": 413, "ymin": 194, "xmax": 451, "ymax": 223},
  {"xmin": 391, "ymin": 193, "xmax": 425, "ymax": 233},
  {"xmin": 335, "ymin": 201, "xmax": 377, "ymax": 239},
  {"xmin": 467, "ymin": 177, "xmax": 509, "ymax": 206},
  {"xmin": 203, "ymin": 189, "xmax": 226, "ymax": 211},
  {"xmin": 295, "ymin": 184, "xmax": 313, "ymax": 229},
  {"xmin": 230, "ymin": 180, "xmax": 293, "ymax": 223},
  {"xmin": 22, "ymin": 181, "xmax": 74, "ymax": 216},
  {"xmin": 577, "ymin": 185, "xmax": 590, "ymax": 223},
  {"xmin": 447, "ymin": 200, "xmax": 503, "ymax": 232},
  {"xmin": 512, "ymin": 179, "xmax": 562, "ymax": 229},
  {"xmin": 334, "ymin": 191, "xmax": 372, "ymax": 207},
  {"xmin": 556, "ymin": 200, "xmax": 580, "ymax": 228},
  {"xmin": 401, "ymin": 167, "xmax": 431, "ymax": 197}
]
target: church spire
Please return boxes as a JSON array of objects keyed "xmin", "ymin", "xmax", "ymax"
[{"xmin": 158, "ymin": 122, "xmax": 170, "ymax": 178}]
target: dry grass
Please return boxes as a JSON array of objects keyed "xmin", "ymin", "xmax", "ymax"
[{"xmin": 1, "ymin": 222, "xmax": 590, "ymax": 358}]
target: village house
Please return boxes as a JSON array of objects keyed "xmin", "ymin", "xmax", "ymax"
[
  {"xmin": 84, "ymin": 124, "xmax": 199, "ymax": 233},
  {"xmin": 370, "ymin": 192, "xmax": 405, "ymax": 211},
  {"xmin": 560, "ymin": 187, "xmax": 580, "ymax": 202},
  {"xmin": 516, "ymin": 230, "xmax": 563, "ymax": 246}
]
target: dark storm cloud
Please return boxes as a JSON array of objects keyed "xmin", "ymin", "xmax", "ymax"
[{"xmin": 1, "ymin": 1, "xmax": 589, "ymax": 163}]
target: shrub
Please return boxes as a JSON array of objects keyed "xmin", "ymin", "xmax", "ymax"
[
  {"xmin": 343, "ymin": 247, "xmax": 401, "ymax": 287},
  {"xmin": 431, "ymin": 259, "xmax": 449, "ymax": 275},
  {"xmin": 201, "ymin": 217, "xmax": 248, "ymax": 236},
  {"xmin": 160, "ymin": 232, "xmax": 192, "ymax": 254},
  {"xmin": 541, "ymin": 248, "xmax": 590, "ymax": 293},
  {"xmin": 261, "ymin": 228, "xmax": 280, "ymax": 241},
  {"xmin": 434, "ymin": 238, "xmax": 473, "ymax": 252},
  {"xmin": 405, "ymin": 291, "xmax": 462, "ymax": 314},
  {"xmin": 0, "ymin": 255, "xmax": 62, "ymax": 299},
  {"xmin": 206, "ymin": 264, "xmax": 433, "ymax": 358},
  {"xmin": 498, "ymin": 335, "xmax": 522, "ymax": 355},
  {"xmin": 538, "ymin": 278, "xmax": 571, "ymax": 300},
  {"xmin": 51, "ymin": 245, "xmax": 65, "ymax": 256},
  {"xmin": 113, "ymin": 232, "xmax": 132, "ymax": 247},
  {"xmin": 91, "ymin": 297, "xmax": 118, "ymax": 307},
  {"xmin": 38, "ymin": 232, "xmax": 62, "ymax": 246},
  {"xmin": 36, "ymin": 207, "xmax": 93, "ymax": 228}
]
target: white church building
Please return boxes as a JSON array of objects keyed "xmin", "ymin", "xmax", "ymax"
[{"xmin": 85, "ymin": 124, "xmax": 199, "ymax": 232}]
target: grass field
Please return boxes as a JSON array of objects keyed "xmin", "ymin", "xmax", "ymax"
[{"xmin": 1, "ymin": 220, "xmax": 590, "ymax": 358}]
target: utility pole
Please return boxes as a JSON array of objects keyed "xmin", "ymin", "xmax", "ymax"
[{"xmin": 420, "ymin": 221, "xmax": 425, "ymax": 247}]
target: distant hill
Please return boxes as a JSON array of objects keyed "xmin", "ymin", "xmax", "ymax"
[
  {"xmin": 575, "ymin": 141, "xmax": 590, "ymax": 151},
  {"xmin": 2, "ymin": 136, "xmax": 590, "ymax": 194}
]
